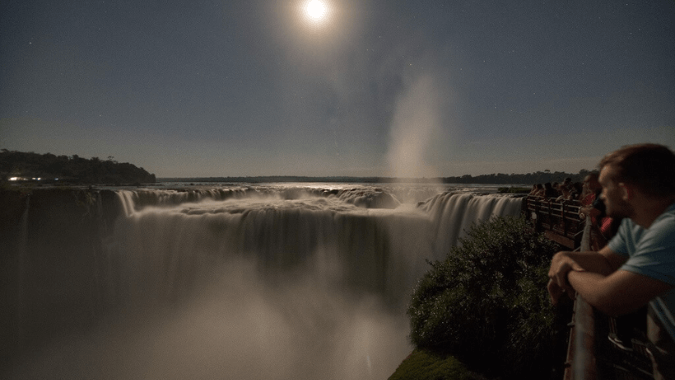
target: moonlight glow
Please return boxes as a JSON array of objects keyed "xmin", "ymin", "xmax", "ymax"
[{"xmin": 304, "ymin": 0, "xmax": 329, "ymax": 23}]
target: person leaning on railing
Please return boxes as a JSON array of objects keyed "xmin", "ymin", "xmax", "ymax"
[
  {"xmin": 578, "ymin": 171, "xmax": 616, "ymax": 250},
  {"xmin": 578, "ymin": 172, "xmax": 602, "ymax": 221},
  {"xmin": 543, "ymin": 182, "xmax": 558, "ymax": 199},
  {"xmin": 547, "ymin": 143, "xmax": 675, "ymax": 380},
  {"xmin": 555, "ymin": 183, "xmax": 572, "ymax": 202},
  {"xmin": 569, "ymin": 181, "xmax": 583, "ymax": 201}
]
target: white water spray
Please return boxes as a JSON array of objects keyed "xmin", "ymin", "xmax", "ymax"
[{"xmin": 386, "ymin": 74, "xmax": 443, "ymax": 179}]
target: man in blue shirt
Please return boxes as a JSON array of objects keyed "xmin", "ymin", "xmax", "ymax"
[{"xmin": 547, "ymin": 143, "xmax": 675, "ymax": 379}]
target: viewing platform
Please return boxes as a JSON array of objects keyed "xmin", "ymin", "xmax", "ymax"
[{"xmin": 522, "ymin": 196, "xmax": 584, "ymax": 249}]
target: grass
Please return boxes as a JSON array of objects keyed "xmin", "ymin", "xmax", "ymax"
[{"xmin": 389, "ymin": 349, "xmax": 487, "ymax": 380}]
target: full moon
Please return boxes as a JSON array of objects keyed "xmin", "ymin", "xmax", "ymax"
[{"xmin": 304, "ymin": 0, "xmax": 329, "ymax": 23}]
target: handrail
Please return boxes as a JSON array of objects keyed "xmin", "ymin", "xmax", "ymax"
[
  {"xmin": 569, "ymin": 218, "xmax": 596, "ymax": 380},
  {"xmin": 522, "ymin": 196, "xmax": 597, "ymax": 379},
  {"xmin": 566, "ymin": 220, "xmax": 653, "ymax": 380}
]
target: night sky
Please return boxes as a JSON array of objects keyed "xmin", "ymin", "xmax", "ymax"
[{"xmin": 1, "ymin": 0, "xmax": 674, "ymax": 178}]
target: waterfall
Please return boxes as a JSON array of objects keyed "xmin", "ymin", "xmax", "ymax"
[
  {"xmin": 108, "ymin": 189, "xmax": 435, "ymax": 307},
  {"xmin": 106, "ymin": 188, "xmax": 521, "ymax": 305},
  {"xmin": 420, "ymin": 192, "xmax": 524, "ymax": 259},
  {"xmin": 4, "ymin": 185, "xmax": 523, "ymax": 380}
]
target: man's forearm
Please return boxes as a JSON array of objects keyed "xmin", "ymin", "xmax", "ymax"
[
  {"xmin": 556, "ymin": 251, "xmax": 616, "ymax": 275},
  {"xmin": 548, "ymin": 246, "xmax": 627, "ymax": 306},
  {"xmin": 567, "ymin": 270, "xmax": 615, "ymax": 314},
  {"xmin": 567, "ymin": 269, "xmax": 671, "ymax": 316}
]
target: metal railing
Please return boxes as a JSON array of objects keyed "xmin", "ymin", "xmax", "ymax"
[
  {"xmin": 566, "ymin": 218, "xmax": 597, "ymax": 380},
  {"xmin": 522, "ymin": 195, "xmax": 596, "ymax": 379},
  {"xmin": 523, "ymin": 196, "xmax": 584, "ymax": 249},
  {"xmin": 541, "ymin": 201, "xmax": 653, "ymax": 380}
]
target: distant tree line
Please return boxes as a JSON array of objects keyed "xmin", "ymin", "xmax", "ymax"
[
  {"xmin": 0, "ymin": 150, "xmax": 156, "ymax": 185},
  {"xmin": 161, "ymin": 170, "xmax": 594, "ymax": 185},
  {"xmin": 439, "ymin": 169, "xmax": 594, "ymax": 185}
]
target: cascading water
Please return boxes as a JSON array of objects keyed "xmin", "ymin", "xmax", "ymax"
[
  {"xmin": 4, "ymin": 184, "xmax": 522, "ymax": 380},
  {"xmin": 420, "ymin": 191, "xmax": 525, "ymax": 258}
]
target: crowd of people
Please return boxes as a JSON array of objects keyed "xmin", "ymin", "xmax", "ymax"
[
  {"xmin": 528, "ymin": 173, "xmax": 620, "ymax": 249},
  {"xmin": 528, "ymin": 178, "xmax": 584, "ymax": 202}
]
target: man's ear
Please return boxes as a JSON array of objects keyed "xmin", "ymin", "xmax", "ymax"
[{"xmin": 619, "ymin": 183, "xmax": 632, "ymax": 201}]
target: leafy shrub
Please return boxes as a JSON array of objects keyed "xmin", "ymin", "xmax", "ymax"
[{"xmin": 407, "ymin": 216, "xmax": 561, "ymax": 378}]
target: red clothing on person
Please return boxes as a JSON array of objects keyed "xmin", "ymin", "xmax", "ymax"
[
  {"xmin": 581, "ymin": 192, "xmax": 596, "ymax": 206},
  {"xmin": 600, "ymin": 216, "xmax": 613, "ymax": 237}
]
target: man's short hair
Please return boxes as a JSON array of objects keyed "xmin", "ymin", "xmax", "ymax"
[{"xmin": 598, "ymin": 143, "xmax": 675, "ymax": 198}]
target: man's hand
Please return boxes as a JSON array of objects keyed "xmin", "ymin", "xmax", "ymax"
[
  {"xmin": 547, "ymin": 279, "xmax": 573, "ymax": 305},
  {"xmin": 548, "ymin": 251, "xmax": 584, "ymax": 296},
  {"xmin": 547, "ymin": 247, "xmax": 626, "ymax": 306}
]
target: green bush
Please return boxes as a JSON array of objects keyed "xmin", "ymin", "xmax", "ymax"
[{"xmin": 407, "ymin": 216, "xmax": 561, "ymax": 378}]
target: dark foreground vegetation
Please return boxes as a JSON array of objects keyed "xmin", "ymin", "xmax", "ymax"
[
  {"xmin": 0, "ymin": 150, "xmax": 155, "ymax": 185},
  {"xmin": 392, "ymin": 216, "xmax": 567, "ymax": 379}
]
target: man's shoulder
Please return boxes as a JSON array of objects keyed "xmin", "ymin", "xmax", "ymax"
[
  {"xmin": 608, "ymin": 203, "xmax": 675, "ymax": 254},
  {"xmin": 662, "ymin": 201, "xmax": 675, "ymax": 216},
  {"xmin": 651, "ymin": 202, "xmax": 675, "ymax": 232},
  {"xmin": 634, "ymin": 205, "xmax": 675, "ymax": 254}
]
